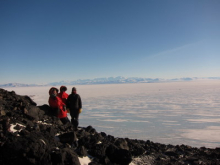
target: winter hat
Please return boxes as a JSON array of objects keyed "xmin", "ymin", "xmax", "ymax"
[
  {"xmin": 60, "ymin": 86, "xmax": 67, "ymax": 91},
  {"xmin": 49, "ymin": 87, "xmax": 59, "ymax": 95},
  {"xmin": 72, "ymin": 87, "xmax": 77, "ymax": 91}
]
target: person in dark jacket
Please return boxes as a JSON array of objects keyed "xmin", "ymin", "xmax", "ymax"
[
  {"xmin": 48, "ymin": 87, "xmax": 70, "ymax": 125},
  {"xmin": 66, "ymin": 87, "xmax": 82, "ymax": 130}
]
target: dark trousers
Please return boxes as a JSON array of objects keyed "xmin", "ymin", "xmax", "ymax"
[{"xmin": 70, "ymin": 109, "xmax": 79, "ymax": 130}]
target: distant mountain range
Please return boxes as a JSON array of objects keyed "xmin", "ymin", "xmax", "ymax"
[
  {"xmin": 0, "ymin": 76, "xmax": 219, "ymax": 87},
  {"xmin": 0, "ymin": 83, "xmax": 39, "ymax": 87}
]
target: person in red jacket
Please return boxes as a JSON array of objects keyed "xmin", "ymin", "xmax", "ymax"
[
  {"xmin": 48, "ymin": 87, "xmax": 70, "ymax": 124},
  {"xmin": 58, "ymin": 86, "xmax": 69, "ymax": 105}
]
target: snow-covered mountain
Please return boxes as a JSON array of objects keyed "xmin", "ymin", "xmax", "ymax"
[
  {"xmin": 1, "ymin": 77, "xmax": 219, "ymax": 87},
  {"xmin": 37, "ymin": 76, "xmax": 220, "ymax": 86},
  {"xmin": 47, "ymin": 77, "xmax": 164, "ymax": 86},
  {"xmin": 0, "ymin": 83, "xmax": 39, "ymax": 87}
]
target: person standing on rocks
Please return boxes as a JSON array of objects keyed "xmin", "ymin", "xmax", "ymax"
[
  {"xmin": 48, "ymin": 87, "xmax": 70, "ymax": 125},
  {"xmin": 66, "ymin": 87, "xmax": 82, "ymax": 130},
  {"xmin": 58, "ymin": 86, "xmax": 68, "ymax": 105}
]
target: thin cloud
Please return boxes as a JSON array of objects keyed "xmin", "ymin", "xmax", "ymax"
[{"xmin": 146, "ymin": 40, "xmax": 206, "ymax": 60}]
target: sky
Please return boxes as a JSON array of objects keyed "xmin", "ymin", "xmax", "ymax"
[{"xmin": 0, "ymin": 0, "xmax": 220, "ymax": 84}]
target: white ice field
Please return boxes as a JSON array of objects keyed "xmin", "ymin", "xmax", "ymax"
[{"xmin": 4, "ymin": 80, "xmax": 220, "ymax": 148}]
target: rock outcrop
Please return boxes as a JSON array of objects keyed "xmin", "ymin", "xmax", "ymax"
[{"xmin": 0, "ymin": 88, "xmax": 220, "ymax": 165}]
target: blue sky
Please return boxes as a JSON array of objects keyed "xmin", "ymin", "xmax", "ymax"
[{"xmin": 0, "ymin": 0, "xmax": 220, "ymax": 84}]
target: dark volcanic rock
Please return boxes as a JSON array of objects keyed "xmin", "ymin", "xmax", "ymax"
[
  {"xmin": 0, "ymin": 88, "xmax": 220, "ymax": 165},
  {"xmin": 27, "ymin": 105, "xmax": 45, "ymax": 121},
  {"xmin": 114, "ymin": 138, "xmax": 129, "ymax": 150},
  {"xmin": 125, "ymin": 138, "xmax": 146, "ymax": 156},
  {"xmin": 51, "ymin": 148, "xmax": 80, "ymax": 165},
  {"xmin": 58, "ymin": 131, "xmax": 77, "ymax": 144},
  {"xmin": 1, "ymin": 131, "xmax": 52, "ymax": 165},
  {"xmin": 76, "ymin": 145, "xmax": 88, "ymax": 157},
  {"xmin": 89, "ymin": 143, "xmax": 108, "ymax": 159},
  {"xmin": 106, "ymin": 144, "xmax": 132, "ymax": 165}
]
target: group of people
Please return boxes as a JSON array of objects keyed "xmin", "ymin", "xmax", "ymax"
[{"xmin": 48, "ymin": 86, "xmax": 82, "ymax": 130}]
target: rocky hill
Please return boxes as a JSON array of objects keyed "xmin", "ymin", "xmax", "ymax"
[{"xmin": 0, "ymin": 88, "xmax": 220, "ymax": 165}]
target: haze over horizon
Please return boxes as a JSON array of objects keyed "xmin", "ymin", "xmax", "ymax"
[
  {"xmin": 1, "ymin": 76, "xmax": 220, "ymax": 87},
  {"xmin": 1, "ymin": 0, "xmax": 220, "ymax": 84}
]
